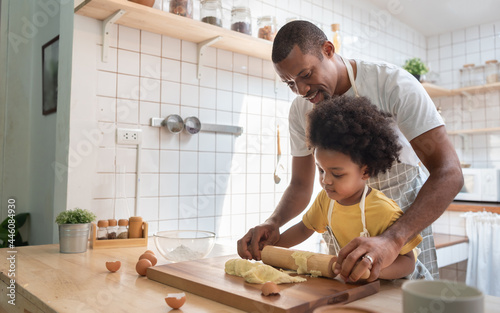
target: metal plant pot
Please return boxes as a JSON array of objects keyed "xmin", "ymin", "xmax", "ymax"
[{"xmin": 58, "ymin": 223, "xmax": 91, "ymax": 253}]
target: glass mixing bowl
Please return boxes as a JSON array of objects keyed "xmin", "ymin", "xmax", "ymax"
[{"xmin": 154, "ymin": 230, "xmax": 216, "ymax": 262}]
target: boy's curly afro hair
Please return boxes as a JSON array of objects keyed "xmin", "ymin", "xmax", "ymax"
[{"xmin": 306, "ymin": 96, "xmax": 402, "ymax": 177}]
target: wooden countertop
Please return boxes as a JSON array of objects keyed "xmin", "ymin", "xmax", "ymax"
[
  {"xmin": 433, "ymin": 233, "xmax": 469, "ymax": 249},
  {"xmin": 1, "ymin": 240, "xmax": 499, "ymax": 313},
  {"xmin": 448, "ymin": 201, "xmax": 500, "ymax": 214}
]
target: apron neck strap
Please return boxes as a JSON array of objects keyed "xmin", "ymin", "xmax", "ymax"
[
  {"xmin": 339, "ymin": 55, "xmax": 360, "ymax": 97},
  {"xmin": 327, "ymin": 184, "xmax": 370, "ymax": 237}
]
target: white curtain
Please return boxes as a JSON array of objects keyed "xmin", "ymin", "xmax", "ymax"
[{"xmin": 463, "ymin": 211, "xmax": 500, "ymax": 297}]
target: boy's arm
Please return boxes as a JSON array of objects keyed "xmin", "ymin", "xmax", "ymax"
[
  {"xmin": 275, "ymin": 221, "xmax": 315, "ymax": 248},
  {"xmin": 377, "ymin": 250, "xmax": 415, "ymax": 280}
]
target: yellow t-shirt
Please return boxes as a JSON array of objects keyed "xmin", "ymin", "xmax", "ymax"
[{"xmin": 302, "ymin": 188, "xmax": 422, "ymax": 256}]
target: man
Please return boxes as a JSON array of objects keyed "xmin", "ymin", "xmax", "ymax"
[{"xmin": 237, "ymin": 21, "xmax": 463, "ymax": 282}]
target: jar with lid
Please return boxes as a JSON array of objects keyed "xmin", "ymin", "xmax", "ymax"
[
  {"xmin": 257, "ymin": 16, "xmax": 277, "ymax": 41},
  {"xmin": 201, "ymin": 0, "xmax": 223, "ymax": 27},
  {"xmin": 461, "ymin": 64, "xmax": 474, "ymax": 87},
  {"xmin": 485, "ymin": 60, "xmax": 499, "ymax": 84},
  {"xmin": 107, "ymin": 219, "xmax": 118, "ymax": 239},
  {"xmin": 97, "ymin": 220, "xmax": 108, "ymax": 240},
  {"xmin": 169, "ymin": 0, "xmax": 193, "ymax": 18},
  {"xmin": 129, "ymin": 216, "xmax": 143, "ymax": 238},
  {"xmin": 231, "ymin": 6, "xmax": 252, "ymax": 35},
  {"xmin": 117, "ymin": 219, "xmax": 129, "ymax": 239}
]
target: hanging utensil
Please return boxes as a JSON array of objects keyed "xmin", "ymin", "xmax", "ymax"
[{"xmin": 274, "ymin": 125, "xmax": 283, "ymax": 184}]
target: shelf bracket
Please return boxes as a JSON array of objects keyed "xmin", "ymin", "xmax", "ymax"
[
  {"xmin": 197, "ymin": 36, "xmax": 222, "ymax": 79},
  {"xmin": 102, "ymin": 9, "xmax": 126, "ymax": 63}
]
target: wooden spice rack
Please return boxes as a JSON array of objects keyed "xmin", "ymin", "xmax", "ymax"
[{"xmin": 90, "ymin": 222, "xmax": 148, "ymax": 249}]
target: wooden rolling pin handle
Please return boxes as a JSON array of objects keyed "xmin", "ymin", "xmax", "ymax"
[{"xmin": 262, "ymin": 246, "xmax": 371, "ymax": 280}]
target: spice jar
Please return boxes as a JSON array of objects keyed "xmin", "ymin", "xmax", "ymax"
[
  {"xmin": 485, "ymin": 60, "xmax": 499, "ymax": 84},
  {"xmin": 257, "ymin": 16, "xmax": 277, "ymax": 41},
  {"xmin": 97, "ymin": 220, "xmax": 108, "ymax": 240},
  {"xmin": 169, "ymin": 0, "xmax": 193, "ymax": 18},
  {"xmin": 129, "ymin": 216, "xmax": 143, "ymax": 238},
  {"xmin": 231, "ymin": 6, "xmax": 252, "ymax": 35},
  {"xmin": 107, "ymin": 219, "xmax": 118, "ymax": 239},
  {"xmin": 117, "ymin": 219, "xmax": 129, "ymax": 239},
  {"xmin": 201, "ymin": 0, "xmax": 223, "ymax": 27}
]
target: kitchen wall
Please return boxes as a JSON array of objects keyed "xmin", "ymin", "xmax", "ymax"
[
  {"xmin": 69, "ymin": 0, "xmax": 428, "ymax": 244},
  {"xmin": 0, "ymin": 0, "xmax": 73, "ymax": 245},
  {"xmin": 428, "ymin": 21, "xmax": 500, "ymax": 168}
]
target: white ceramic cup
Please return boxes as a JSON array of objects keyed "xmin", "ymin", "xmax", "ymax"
[{"xmin": 402, "ymin": 280, "xmax": 484, "ymax": 313}]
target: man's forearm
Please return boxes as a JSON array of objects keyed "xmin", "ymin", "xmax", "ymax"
[
  {"xmin": 382, "ymin": 163, "xmax": 463, "ymax": 247},
  {"xmin": 266, "ymin": 182, "xmax": 314, "ymax": 227}
]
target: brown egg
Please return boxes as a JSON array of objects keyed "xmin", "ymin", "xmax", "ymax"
[
  {"xmin": 144, "ymin": 250, "xmax": 155, "ymax": 255},
  {"xmin": 136, "ymin": 259, "xmax": 152, "ymax": 276},
  {"xmin": 105, "ymin": 261, "xmax": 121, "ymax": 272},
  {"xmin": 165, "ymin": 293, "xmax": 186, "ymax": 309},
  {"xmin": 139, "ymin": 252, "xmax": 157, "ymax": 266},
  {"xmin": 261, "ymin": 281, "xmax": 280, "ymax": 296}
]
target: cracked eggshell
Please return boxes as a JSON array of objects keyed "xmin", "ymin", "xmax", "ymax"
[
  {"xmin": 105, "ymin": 261, "xmax": 121, "ymax": 272},
  {"xmin": 261, "ymin": 281, "xmax": 280, "ymax": 296},
  {"xmin": 165, "ymin": 292, "xmax": 186, "ymax": 309}
]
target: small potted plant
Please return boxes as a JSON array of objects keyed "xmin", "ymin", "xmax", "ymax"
[
  {"xmin": 402, "ymin": 58, "xmax": 429, "ymax": 82},
  {"xmin": 55, "ymin": 208, "xmax": 96, "ymax": 253}
]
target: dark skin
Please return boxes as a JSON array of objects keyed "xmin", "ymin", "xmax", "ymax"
[{"xmin": 237, "ymin": 40, "xmax": 463, "ymax": 282}]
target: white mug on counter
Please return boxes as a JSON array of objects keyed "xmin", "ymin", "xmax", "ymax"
[{"xmin": 402, "ymin": 280, "xmax": 484, "ymax": 313}]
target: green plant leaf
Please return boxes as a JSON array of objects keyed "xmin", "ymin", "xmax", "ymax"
[{"xmin": 55, "ymin": 208, "xmax": 96, "ymax": 224}]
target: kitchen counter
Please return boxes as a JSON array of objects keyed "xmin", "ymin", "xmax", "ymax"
[
  {"xmin": 448, "ymin": 201, "xmax": 500, "ymax": 214},
  {"xmin": 1, "ymin": 241, "xmax": 499, "ymax": 313}
]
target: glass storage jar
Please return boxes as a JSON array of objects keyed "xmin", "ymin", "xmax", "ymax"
[
  {"xmin": 117, "ymin": 219, "xmax": 129, "ymax": 239},
  {"xmin": 461, "ymin": 64, "xmax": 474, "ymax": 87},
  {"xmin": 169, "ymin": 0, "xmax": 193, "ymax": 18},
  {"xmin": 201, "ymin": 0, "xmax": 223, "ymax": 27},
  {"xmin": 97, "ymin": 220, "xmax": 108, "ymax": 240},
  {"xmin": 257, "ymin": 16, "xmax": 277, "ymax": 41},
  {"xmin": 107, "ymin": 219, "xmax": 118, "ymax": 239},
  {"xmin": 231, "ymin": 6, "xmax": 252, "ymax": 35},
  {"xmin": 485, "ymin": 60, "xmax": 499, "ymax": 84}
]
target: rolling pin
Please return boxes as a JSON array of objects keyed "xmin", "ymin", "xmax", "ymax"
[{"xmin": 261, "ymin": 246, "xmax": 370, "ymax": 280}]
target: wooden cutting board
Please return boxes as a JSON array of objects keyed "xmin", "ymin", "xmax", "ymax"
[{"xmin": 147, "ymin": 255, "xmax": 380, "ymax": 313}]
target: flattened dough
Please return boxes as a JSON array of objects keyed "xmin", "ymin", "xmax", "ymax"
[{"xmin": 225, "ymin": 259, "xmax": 306, "ymax": 284}]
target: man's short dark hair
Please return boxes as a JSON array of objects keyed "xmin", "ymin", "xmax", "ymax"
[{"xmin": 272, "ymin": 20, "xmax": 327, "ymax": 64}]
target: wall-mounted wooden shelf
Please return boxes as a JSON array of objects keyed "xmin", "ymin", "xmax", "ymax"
[
  {"xmin": 422, "ymin": 82, "xmax": 500, "ymax": 98},
  {"xmin": 447, "ymin": 127, "xmax": 500, "ymax": 135},
  {"xmin": 75, "ymin": 0, "xmax": 273, "ymax": 61}
]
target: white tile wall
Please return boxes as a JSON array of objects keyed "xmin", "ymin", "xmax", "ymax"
[{"xmin": 72, "ymin": 0, "xmax": 480, "ymax": 243}]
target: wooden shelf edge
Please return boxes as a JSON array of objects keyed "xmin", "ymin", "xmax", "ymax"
[
  {"xmin": 423, "ymin": 82, "xmax": 500, "ymax": 98},
  {"xmin": 447, "ymin": 127, "xmax": 500, "ymax": 135},
  {"xmin": 448, "ymin": 202, "xmax": 500, "ymax": 214},
  {"xmin": 75, "ymin": 0, "xmax": 273, "ymax": 60}
]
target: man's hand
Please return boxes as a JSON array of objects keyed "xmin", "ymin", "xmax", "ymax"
[
  {"xmin": 333, "ymin": 235, "xmax": 402, "ymax": 282},
  {"xmin": 237, "ymin": 222, "xmax": 280, "ymax": 260}
]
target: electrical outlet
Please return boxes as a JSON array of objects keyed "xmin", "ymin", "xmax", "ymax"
[{"xmin": 117, "ymin": 128, "xmax": 142, "ymax": 145}]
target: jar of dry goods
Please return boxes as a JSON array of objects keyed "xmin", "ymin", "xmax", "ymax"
[
  {"xmin": 485, "ymin": 60, "xmax": 499, "ymax": 84},
  {"xmin": 117, "ymin": 219, "xmax": 129, "ymax": 239},
  {"xmin": 97, "ymin": 220, "xmax": 108, "ymax": 240},
  {"xmin": 107, "ymin": 219, "xmax": 118, "ymax": 239},
  {"xmin": 257, "ymin": 16, "xmax": 277, "ymax": 41},
  {"xmin": 129, "ymin": 216, "xmax": 143, "ymax": 238},
  {"xmin": 169, "ymin": 0, "xmax": 193, "ymax": 18},
  {"xmin": 201, "ymin": 0, "xmax": 223, "ymax": 27},
  {"xmin": 231, "ymin": 6, "xmax": 251, "ymax": 35}
]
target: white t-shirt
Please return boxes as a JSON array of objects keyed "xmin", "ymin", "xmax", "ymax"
[{"xmin": 288, "ymin": 59, "xmax": 444, "ymax": 167}]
